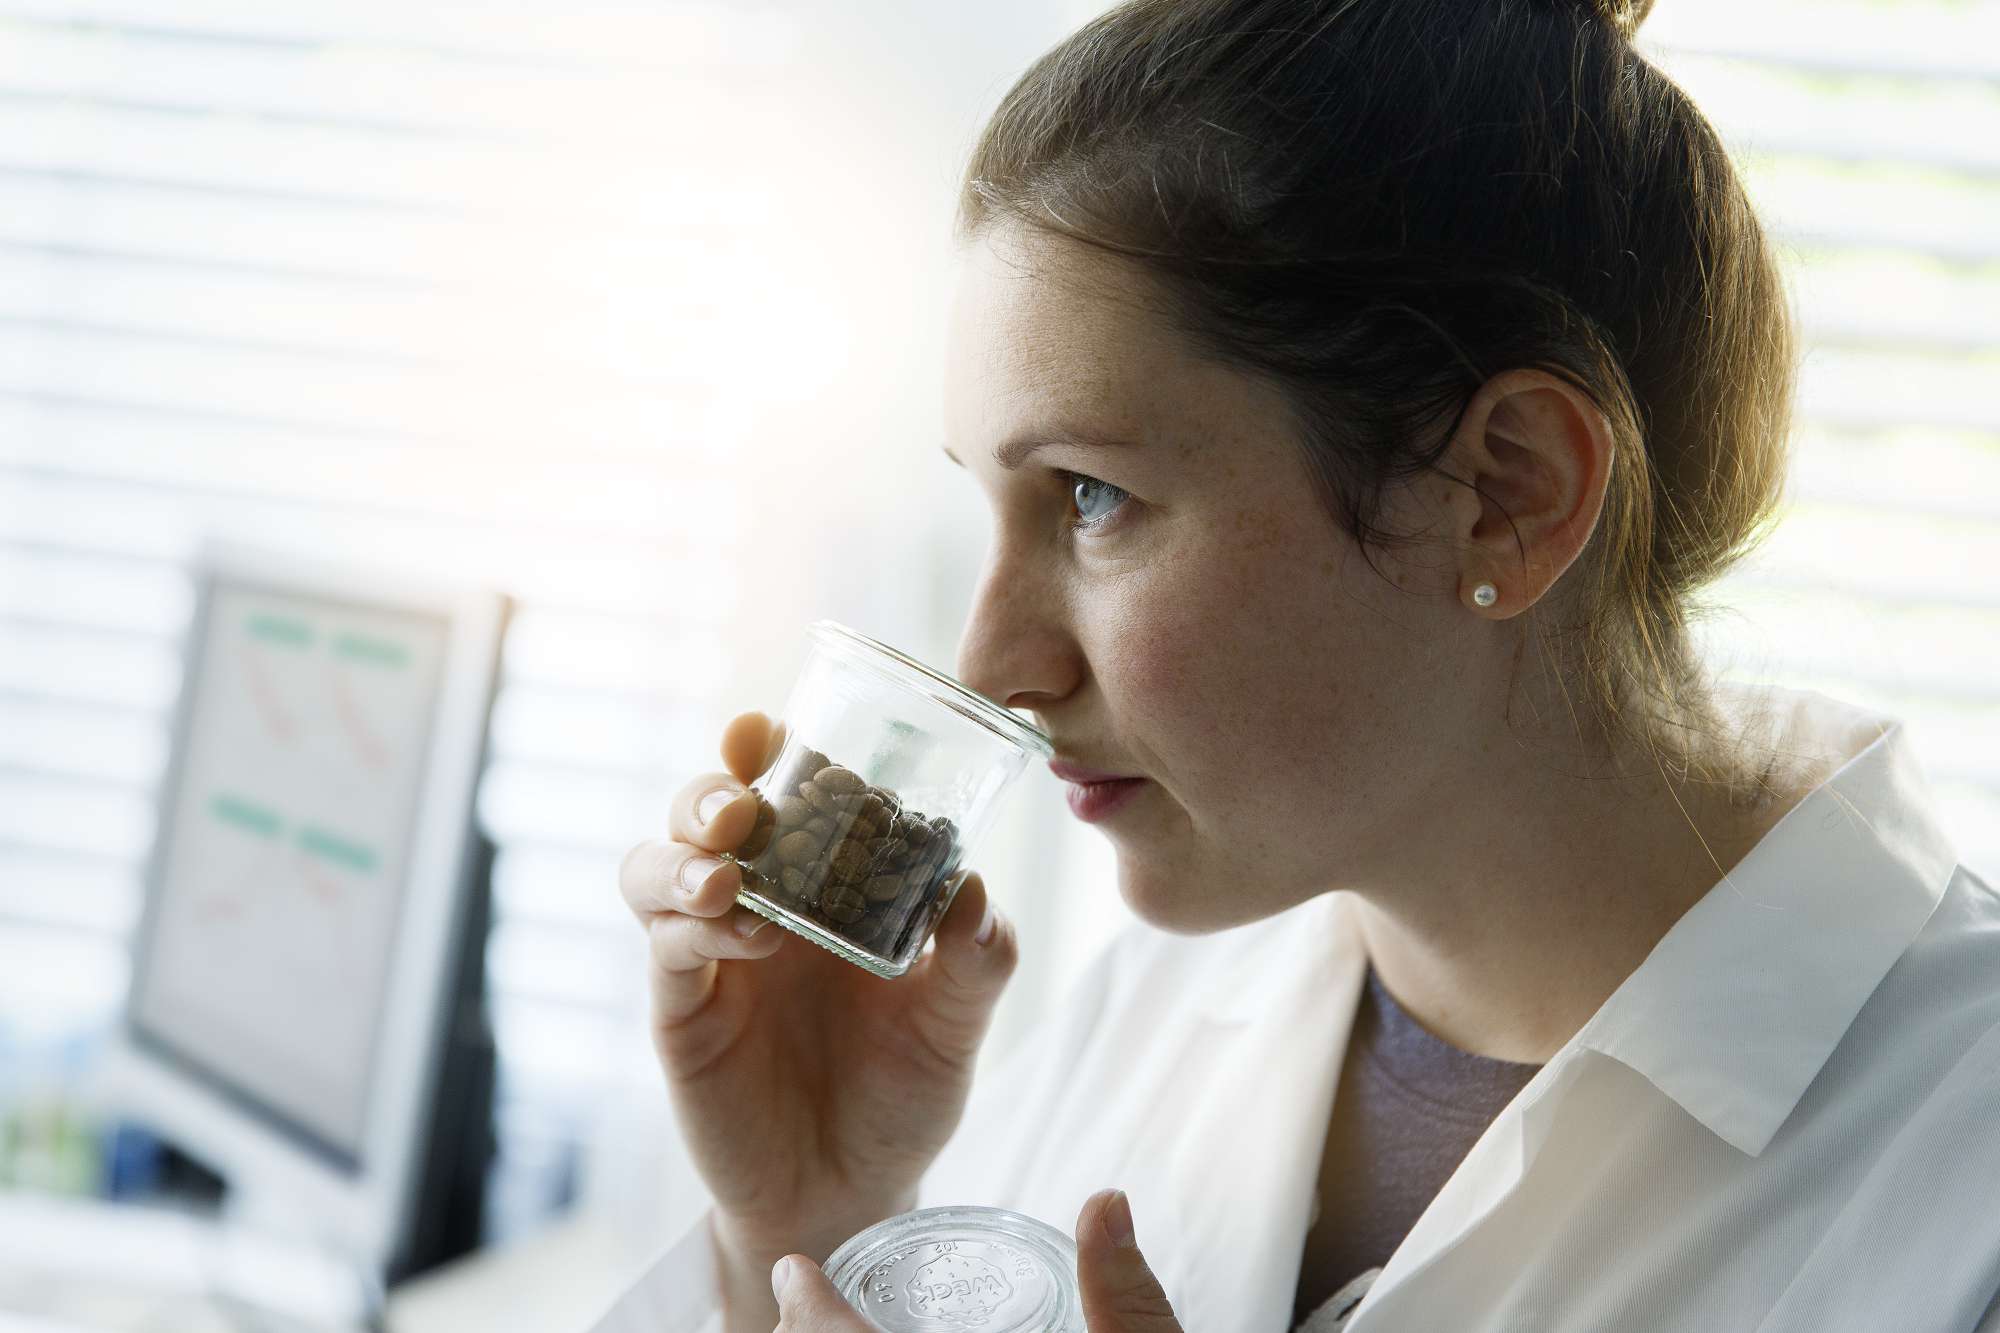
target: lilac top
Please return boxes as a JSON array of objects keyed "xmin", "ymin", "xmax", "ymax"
[{"xmin": 1293, "ymin": 964, "xmax": 1546, "ymax": 1330}]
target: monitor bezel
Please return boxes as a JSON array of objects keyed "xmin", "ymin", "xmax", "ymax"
[{"xmin": 104, "ymin": 535, "xmax": 508, "ymax": 1272}]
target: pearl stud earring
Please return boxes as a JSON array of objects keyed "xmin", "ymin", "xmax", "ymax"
[{"xmin": 1472, "ymin": 582, "xmax": 1498, "ymax": 608}]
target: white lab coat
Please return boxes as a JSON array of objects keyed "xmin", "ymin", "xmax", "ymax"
[{"xmin": 590, "ymin": 685, "xmax": 2000, "ymax": 1332}]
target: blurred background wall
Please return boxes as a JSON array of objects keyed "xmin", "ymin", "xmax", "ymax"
[{"xmin": 0, "ymin": 0, "xmax": 1993, "ymax": 1305}]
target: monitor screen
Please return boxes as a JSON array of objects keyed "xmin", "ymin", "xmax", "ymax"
[{"xmin": 129, "ymin": 580, "xmax": 453, "ymax": 1170}]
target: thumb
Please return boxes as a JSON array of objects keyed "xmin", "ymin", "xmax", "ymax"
[
  {"xmin": 905, "ymin": 871, "xmax": 1016, "ymax": 1064},
  {"xmin": 770, "ymin": 1253, "xmax": 873, "ymax": 1331},
  {"xmin": 1076, "ymin": 1188, "xmax": 1183, "ymax": 1332}
]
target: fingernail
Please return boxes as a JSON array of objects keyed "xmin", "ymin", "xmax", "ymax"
[
  {"xmin": 770, "ymin": 1256, "xmax": 791, "ymax": 1301},
  {"xmin": 735, "ymin": 912, "xmax": 769, "ymax": 938},
  {"xmin": 680, "ymin": 855, "xmax": 725, "ymax": 897},
  {"xmin": 1105, "ymin": 1189, "xmax": 1135, "ymax": 1247},
  {"xmin": 973, "ymin": 902, "xmax": 998, "ymax": 947},
  {"xmin": 697, "ymin": 786, "xmax": 742, "ymax": 825}
]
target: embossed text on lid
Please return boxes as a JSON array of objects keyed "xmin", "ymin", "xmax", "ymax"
[{"xmin": 822, "ymin": 1204, "xmax": 1084, "ymax": 1333}]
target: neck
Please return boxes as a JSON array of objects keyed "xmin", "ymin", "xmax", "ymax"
[{"xmin": 1348, "ymin": 733, "xmax": 1809, "ymax": 1066}]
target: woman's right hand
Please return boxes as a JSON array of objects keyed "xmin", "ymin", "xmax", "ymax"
[{"xmin": 618, "ymin": 709, "xmax": 1021, "ymax": 1274}]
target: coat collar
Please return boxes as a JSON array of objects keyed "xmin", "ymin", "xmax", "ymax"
[
  {"xmin": 1345, "ymin": 686, "xmax": 1963, "ymax": 1329},
  {"xmin": 1571, "ymin": 688, "xmax": 1958, "ymax": 1156}
]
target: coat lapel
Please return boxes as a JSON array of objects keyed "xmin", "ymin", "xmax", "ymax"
[
  {"xmin": 1339, "ymin": 1044, "xmax": 1588, "ymax": 1329},
  {"xmin": 1156, "ymin": 892, "xmax": 1370, "ymax": 1331},
  {"xmin": 920, "ymin": 892, "xmax": 1369, "ymax": 1332}
]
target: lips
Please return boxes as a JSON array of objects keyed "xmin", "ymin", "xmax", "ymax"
[
  {"xmin": 1063, "ymin": 775, "xmax": 1147, "ymax": 822},
  {"xmin": 1048, "ymin": 758, "xmax": 1137, "ymax": 784}
]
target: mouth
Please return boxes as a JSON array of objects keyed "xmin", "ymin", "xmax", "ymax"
[
  {"xmin": 1048, "ymin": 757, "xmax": 1138, "ymax": 784},
  {"xmin": 1062, "ymin": 775, "xmax": 1148, "ymax": 822}
]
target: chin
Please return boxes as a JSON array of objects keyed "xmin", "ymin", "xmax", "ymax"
[{"xmin": 1115, "ymin": 859, "xmax": 1234, "ymax": 937}]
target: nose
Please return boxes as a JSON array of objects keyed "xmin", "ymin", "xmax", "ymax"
[{"xmin": 953, "ymin": 538, "xmax": 1079, "ymax": 716}]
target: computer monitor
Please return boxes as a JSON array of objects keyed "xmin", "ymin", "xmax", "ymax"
[{"xmin": 99, "ymin": 536, "xmax": 511, "ymax": 1281}]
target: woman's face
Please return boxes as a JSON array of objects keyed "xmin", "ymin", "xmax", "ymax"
[{"xmin": 943, "ymin": 223, "xmax": 1496, "ymax": 935}]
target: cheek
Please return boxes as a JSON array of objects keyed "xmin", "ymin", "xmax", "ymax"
[
  {"xmin": 1096, "ymin": 526, "xmax": 1377, "ymax": 814},
  {"xmin": 1100, "ymin": 546, "xmax": 1331, "ymax": 764},
  {"xmin": 1112, "ymin": 608, "xmax": 1228, "ymax": 748}
]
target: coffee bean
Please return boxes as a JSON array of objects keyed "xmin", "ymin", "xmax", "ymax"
[
  {"xmin": 853, "ymin": 915, "xmax": 897, "ymax": 954},
  {"xmin": 722, "ymin": 741, "xmax": 973, "ymax": 967},
  {"xmin": 775, "ymin": 829, "xmax": 822, "ymax": 868},
  {"xmin": 855, "ymin": 791, "xmax": 889, "ymax": 829},
  {"xmin": 918, "ymin": 841, "xmax": 957, "ymax": 883},
  {"xmin": 895, "ymin": 811, "xmax": 932, "ymax": 849},
  {"xmin": 738, "ymin": 817, "xmax": 775, "ymax": 859},
  {"xmin": 801, "ymin": 780, "xmax": 845, "ymax": 817},
  {"xmin": 815, "ymin": 765, "xmax": 865, "ymax": 796},
  {"xmin": 865, "ymin": 835, "xmax": 909, "ymax": 866},
  {"xmin": 841, "ymin": 812, "xmax": 876, "ymax": 847},
  {"xmin": 829, "ymin": 840, "xmax": 872, "ymax": 885},
  {"xmin": 821, "ymin": 884, "xmax": 867, "ymax": 924}
]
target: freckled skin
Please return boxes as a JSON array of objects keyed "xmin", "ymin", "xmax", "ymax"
[
  {"xmin": 943, "ymin": 224, "xmax": 1445, "ymax": 936},
  {"xmin": 942, "ymin": 222, "xmax": 1813, "ymax": 1064}
]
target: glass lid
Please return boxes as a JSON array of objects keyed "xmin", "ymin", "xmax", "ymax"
[{"xmin": 821, "ymin": 1203, "xmax": 1083, "ymax": 1333}]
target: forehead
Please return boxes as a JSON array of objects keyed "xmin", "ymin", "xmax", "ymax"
[
  {"xmin": 943, "ymin": 223, "xmax": 1319, "ymax": 492},
  {"xmin": 945, "ymin": 224, "xmax": 1187, "ymax": 427}
]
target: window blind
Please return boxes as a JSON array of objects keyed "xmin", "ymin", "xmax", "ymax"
[
  {"xmin": 0, "ymin": 0, "xmax": 809, "ymax": 1240},
  {"xmin": 1633, "ymin": 0, "xmax": 2000, "ymax": 878}
]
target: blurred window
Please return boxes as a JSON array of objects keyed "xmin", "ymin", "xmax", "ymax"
[
  {"xmin": 0, "ymin": 0, "xmax": 801, "ymax": 1238},
  {"xmin": 1634, "ymin": 0, "xmax": 2000, "ymax": 877}
]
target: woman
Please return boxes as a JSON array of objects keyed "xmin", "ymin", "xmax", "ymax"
[{"xmin": 598, "ymin": 0, "xmax": 2000, "ymax": 1328}]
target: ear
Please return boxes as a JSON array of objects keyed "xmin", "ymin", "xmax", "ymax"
[{"xmin": 1435, "ymin": 368, "xmax": 1616, "ymax": 617}]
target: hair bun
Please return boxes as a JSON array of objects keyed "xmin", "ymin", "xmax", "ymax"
[{"xmin": 1582, "ymin": 0, "xmax": 1655, "ymax": 40}]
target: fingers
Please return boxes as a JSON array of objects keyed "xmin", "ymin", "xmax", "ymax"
[
  {"xmin": 771, "ymin": 1254, "xmax": 875, "ymax": 1331},
  {"xmin": 648, "ymin": 906, "xmax": 785, "ymax": 1027},
  {"xmin": 663, "ymin": 711, "xmax": 785, "ymax": 857},
  {"xmin": 903, "ymin": 871, "xmax": 1017, "ymax": 1070},
  {"xmin": 669, "ymin": 768, "xmax": 763, "ymax": 853},
  {"xmin": 720, "ymin": 710, "xmax": 788, "ymax": 785},
  {"xmin": 1075, "ymin": 1189, "xmax": 1183, "ymax": 1332},
  {"xmin": 620, "ymin": 837, "xmax": 787, "ymax": 1030},
  {"xmin": 621, "ymin": 710, "xmax": 796, "ymax": 1034},
  {"xmin": 620, "ymin": 837, "xmax": 745, "ymax": 921}
]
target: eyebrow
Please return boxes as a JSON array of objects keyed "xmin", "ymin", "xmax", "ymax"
[{"xmin": 942, "ymin": 428, "xmax": 1141, "ymax": 471}]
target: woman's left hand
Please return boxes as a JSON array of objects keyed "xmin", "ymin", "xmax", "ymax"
[{"xmin": 770, "ymin": 1187, "xmax": 1185, "ymax": 1331}]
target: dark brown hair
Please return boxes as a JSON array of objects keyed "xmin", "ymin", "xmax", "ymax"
[{"xmin": 957, "ymin": 0, "xmax": 1799, "ymax": 801}]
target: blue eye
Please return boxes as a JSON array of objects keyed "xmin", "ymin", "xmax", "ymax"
[{"xmin": 1053, "ymin": 468, "xmax": 1129, "ymax": 532}]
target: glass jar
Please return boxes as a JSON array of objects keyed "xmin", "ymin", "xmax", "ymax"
[
  {"xmin": 718, "ymin": 620, "xmax": 1052, "ymax": 979},
  {"xmin": 823, "ymin": 1204, "xmax": 1085, "ymax": 1332}
]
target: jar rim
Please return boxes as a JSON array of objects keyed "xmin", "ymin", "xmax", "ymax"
[{"xmin": 808, "ymin": 620, "xmax": 1053, "ymax": 759}]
